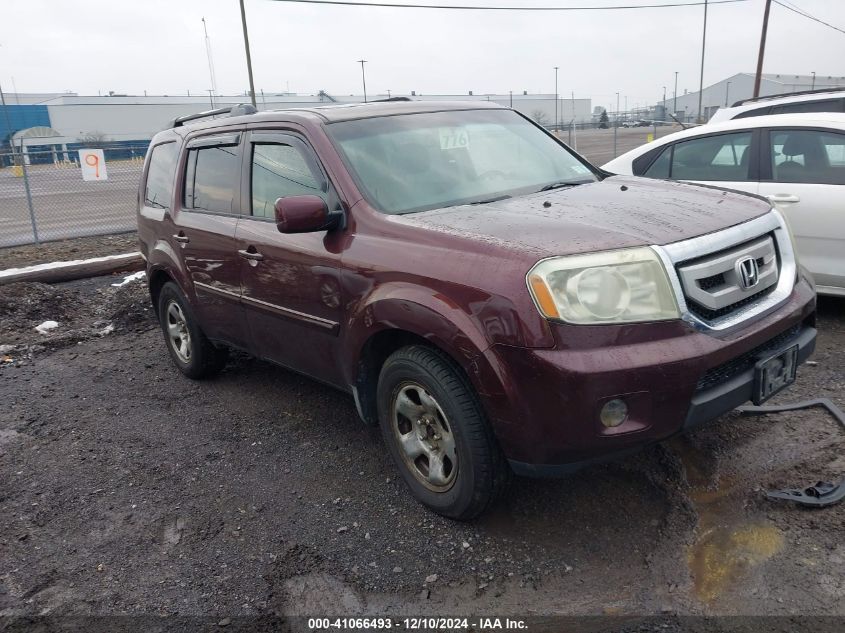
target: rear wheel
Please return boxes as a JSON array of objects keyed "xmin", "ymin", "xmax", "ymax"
[
  {"xmin": 376, "ymin": 345, "xmax": 507, "ymax": 520},
  {"xmin": 157, "ymin": 282, "xmax": 227, "ymax": 379}
]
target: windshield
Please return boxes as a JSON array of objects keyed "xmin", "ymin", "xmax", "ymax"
[{"xmin": 327, "ymin": 109, "xmax": 598, "ymax": 214}]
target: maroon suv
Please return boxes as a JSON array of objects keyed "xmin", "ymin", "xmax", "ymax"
[{"xmin": 138, "ymin": 101, "xmax": 816, "ymax": 519}]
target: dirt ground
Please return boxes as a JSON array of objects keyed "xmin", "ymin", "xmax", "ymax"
[
  {"xmin": 0, "ymin": 232, "xmax": 137, "ymax": 270},
  {"xmin": 0, "ymin": 273, "xmax": 843, "ymax": 626}
]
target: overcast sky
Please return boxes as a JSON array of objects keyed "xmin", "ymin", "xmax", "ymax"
[{"xmin": 2, "ymin": 0, "xmax": 843, "ymax": 110}]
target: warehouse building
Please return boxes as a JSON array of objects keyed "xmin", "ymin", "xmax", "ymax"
[
  {"xmin": 0, "ymin": 91, "xmax": 591, "ymax": 165},
  {"xmin": 659, "ymin": 72, "xmax": 845, "ymax": 122}
]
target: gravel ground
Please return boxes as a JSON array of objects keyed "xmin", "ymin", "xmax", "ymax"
[{"xmin": 0, "ymin": 275, "xmax": 843, "ymax": 623}]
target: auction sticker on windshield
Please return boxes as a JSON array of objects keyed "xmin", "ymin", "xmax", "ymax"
[{"xmin": 439, "ymin": 127, "xmax": 470, "ymax": 150}]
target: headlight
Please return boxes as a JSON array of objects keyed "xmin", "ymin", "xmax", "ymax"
[{"xmin": 527, "ymin": 247, "xmax": 680, "ymax": 324}]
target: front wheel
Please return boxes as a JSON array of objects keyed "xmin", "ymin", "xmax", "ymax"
[
  {"xmin": 376, "ymin": 345, "xmax": 507, "ymax": 520},
  {"xmin": 157, "ymin": 282, "xmax": 227, "ymax": 379}
]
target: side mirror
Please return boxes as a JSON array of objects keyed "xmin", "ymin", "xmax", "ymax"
[{"xmin": 274, "ymin": 195, "xmax": 337, "ymax": 234}]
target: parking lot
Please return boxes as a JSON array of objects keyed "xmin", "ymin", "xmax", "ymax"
[
  {"xmin": 0, "ymin": 161, "xmax": 142, "ymax": 248},
  {"xmin": 1, "ymin": 127, "xmax": 843, "ymax": 624}
]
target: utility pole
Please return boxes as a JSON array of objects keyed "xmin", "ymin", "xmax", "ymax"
[
  {"xmin": 662, "ymin": 86, "xmax": 666, "ymax": 105},
  {"xmin": 753, "ymin": 0, "xmax": 772, "ymax": 98},
  {"xmin": 509, "ymin": 90, "xmax": 513, "ymax": 108},
  {"xmin": 725, "ymin": 81, "xmax": 731, "ymax": 107},
  {"xmin": 239, "ymin": 0, "xmax": 257, "ymax": 108},
  {"xmin": 357, "ymin": 60, "xmax": 368, "ymax": 102},
  {"xmin": 697, "ymin": 0, "xmax": 708, "ymax": 122},
  {"xmin": 811, "ymin": 71, "xmax": 816, "ymax": 90},
  {"xmin": 554, "ymin": 67, "xmax": 559, "ymax": 132},
  {"xmin": 673, "ymin": 71, "xmax": 679, "ymax": 116}
]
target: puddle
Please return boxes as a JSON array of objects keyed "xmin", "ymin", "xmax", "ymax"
[{"xmin": 670, "ymin": 437, "xmax": 785, "ymax": 604}]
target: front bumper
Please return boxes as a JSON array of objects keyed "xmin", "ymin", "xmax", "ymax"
[{"xmin": 480, "ymin": 277, "xmax": 817, "ymax": 477}]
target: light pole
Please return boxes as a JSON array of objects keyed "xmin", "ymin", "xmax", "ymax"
[
  {"xmin": 811, "ymin": 71, "xmax": 816, "ymax": 90},
  {"xmin": 238, "ymin": 0, "xmax": 257, "ymax": 108},
  {"xmin": 697, "ymin": 0, "xmax": 709, "ymax": 122},
  {"xmin": 554, "ymin": 66, "xmax": 559, "ymax": 132},
  {"xmin": 725, "ymin": 81, "xmax": 731, "ymax": 106},
  {"xmin": 614, "ymin": 91, "xmax": 620, "ymax": 158},
  {"xmin": 357, "ymin": 59, "xmax": 368, "ymax": 103},
  {"xmin": 673, "ymin": 71, "xmax": 679, "ymax": 116}
]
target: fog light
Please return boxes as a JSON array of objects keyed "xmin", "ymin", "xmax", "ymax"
[{"xmin": 600, "ymin": 399, "xmax": 628, "ymax": 427}]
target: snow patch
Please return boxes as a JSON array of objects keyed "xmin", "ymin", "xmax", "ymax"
[
  {"xmin": 111, "ymin": 271, "xmax": 146, "ymax": 287},
  {"xmin": 97, "ymin": 323, "xmax": 115, "ymax": 336},
  {"xmin": 0, "ymin": 252, "xmax": 140, "ymax": 279},
  {"xmin": 35, "ymin": 320, "xmax": 59, "ymax": 334}
]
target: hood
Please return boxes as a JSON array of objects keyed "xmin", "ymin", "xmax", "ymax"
[{"xmin": 397, "ymin": 175, "xmax": 771, "ymax": 258}]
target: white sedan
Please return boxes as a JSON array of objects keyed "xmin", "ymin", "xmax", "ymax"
[{"xmin": 603, "ymin": 113, "xmax": 845, "ymax": 296}]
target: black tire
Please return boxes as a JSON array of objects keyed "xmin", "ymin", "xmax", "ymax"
[
  {"xmin": 376, "ymin": 345, "xmax": 508, "ymax": 520},
  {"xmin": 157, "ymin": 281, "xmax": 227, "ymax": 379}
]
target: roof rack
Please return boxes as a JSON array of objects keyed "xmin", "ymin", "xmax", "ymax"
[
  {"xmin": 731, "ymin": 87, "xmax": 845, "ymax": 108},
  {"xmin": 167, "ymin": 103, "xmax": 258, "ymax": 129}
]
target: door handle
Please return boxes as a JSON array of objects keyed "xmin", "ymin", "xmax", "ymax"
[
  {"xmin": 172, "ymin": 233, "xmax": 190, "ymax": 243},
  {"xmin": 766, "ymin": 194, "xmax": 800, "ymax": 204},
  {"xmin": 238, "ymin": 249, "xmax": 264, "ymax": 261}
]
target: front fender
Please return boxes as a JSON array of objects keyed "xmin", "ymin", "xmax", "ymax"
[{"xmin": 342, "ymin": 281, "xmax": 512, "ymax": 397}]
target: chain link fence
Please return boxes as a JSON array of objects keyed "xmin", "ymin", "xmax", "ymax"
[{"xmin": 0, "ymin": 144, "xmax": 148, "ymax": 248}]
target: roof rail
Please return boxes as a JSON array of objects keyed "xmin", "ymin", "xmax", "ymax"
[
  {"xmin": 731, "ymin": 87, "xmax": 845, "ymax": 108},
  {"xmin": 166, "ymin": 103, "xmax": 258, "ymax": 129},
  {"xmin": 371, "ymin": 96, "xmax": 412, "ymax": 102}
]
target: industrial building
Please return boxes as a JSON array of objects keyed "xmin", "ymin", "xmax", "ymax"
[
  {"xmin": 0, "ymin": 91, "xmax": 591, "ymax": 165},
  {"xmin": 658, "ymin": 72, "xmax": 845, "ymax": 122}
]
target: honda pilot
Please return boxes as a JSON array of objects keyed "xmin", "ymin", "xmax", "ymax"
[{"xmin": 138, "ymin": 101, "xmax": 816, "ymax": 519}]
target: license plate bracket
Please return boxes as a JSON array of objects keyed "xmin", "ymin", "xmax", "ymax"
[{"xmin": 753, "ymin": 344, "xmax": 798, "ymax": 405}]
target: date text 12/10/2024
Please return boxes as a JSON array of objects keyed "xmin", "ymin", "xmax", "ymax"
[{"xmin": 308, "ymin": 617, "xmax": 528, "ymax": 630}]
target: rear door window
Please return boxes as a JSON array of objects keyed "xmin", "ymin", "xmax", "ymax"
[
  {"xmin": 769, "ymin": 99, "xmax": 843, "ymax": 115},
  {"xmin": 769, "ymin": 129, "xmax": 845, "ymax": 185},
  {"xmin": 144, "ymin": 142, "xmax": 179, "ymax": 209}
]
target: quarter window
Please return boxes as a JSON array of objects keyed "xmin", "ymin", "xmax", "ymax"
[
  {"xmin": 770, "ymin": 129, "xmax": 845, "ymax": 185},
  {"xmin": 643, "ymin": 146, "xmax": 671, "ymax": 178},
  {"xmin": 183, "ymin": 145, "xmax": 240, "ymax": 213},
  {"xmin": 144, "ymin": 142, "xmax": 179, "ymax": 209},
  {"xmin": 250, "ymin": 143, "xmax": 326, "ymax": 218},
  {"xmin": 668, "ymin": 132, "xmax": 752, "ymax": 181}
]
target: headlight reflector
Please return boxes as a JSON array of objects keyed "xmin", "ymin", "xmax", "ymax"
[{"xmin": 527, "ymin": 247, "xmax": 680, "ymax": 324}]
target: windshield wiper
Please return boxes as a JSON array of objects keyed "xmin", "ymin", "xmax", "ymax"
[
  {"xmin": 538, "ymin": 181, "xmax": 581, "ymax": 192},
  {"xmin": 470, "ymin": 194, "xmax": 511, "ymax": 205}
]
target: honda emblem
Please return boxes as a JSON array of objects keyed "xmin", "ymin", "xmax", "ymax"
[{"xmin": 735, "ymin": 256, "xmax": 760, "ymax": 290}]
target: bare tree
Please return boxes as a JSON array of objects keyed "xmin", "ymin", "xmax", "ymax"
[
  {"xmin": 531, "ymin": 110, "xmax": 549, "ymax": 127},
  {"xmin": 77, "ymin": 132, "xmax": 109, "ymax": 148}
]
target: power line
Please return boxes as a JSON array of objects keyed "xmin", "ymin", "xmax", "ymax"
[
  {"xmin": 773, "ymin": 0, "xmax": 845, "ymax": 35},
  {"xmin": 268, "ymin": 0, "xmax": 748, "ymax": 11}
]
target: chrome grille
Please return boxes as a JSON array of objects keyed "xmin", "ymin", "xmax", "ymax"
[
  {"xmin": 675, "ymin": 234, "xmax": 779, "ymax": 323},
  {"xmin": 653, "ymin": 211, "xmax": 797, "ymax": 332}
]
